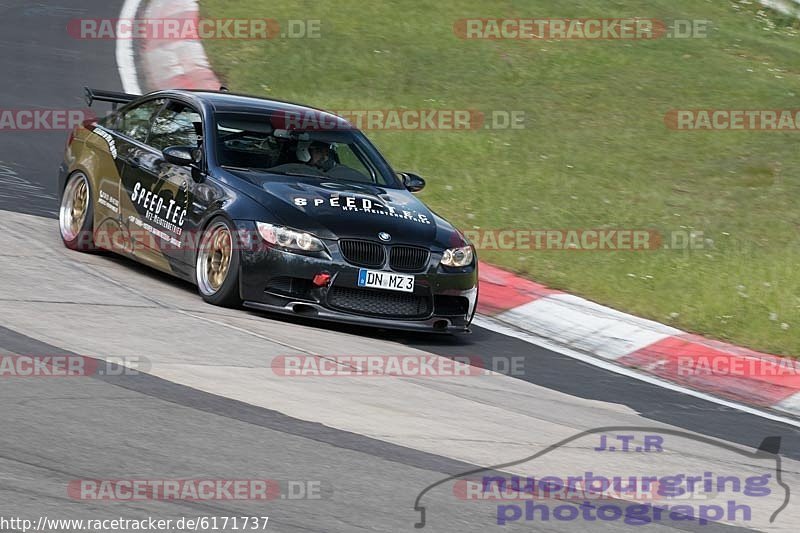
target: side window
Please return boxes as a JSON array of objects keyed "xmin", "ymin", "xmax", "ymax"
[
  {"xmin": 116, "ymin": 99, "xmax": 164, "ymax": 142},
  {"xmin": 148, "ymin": 101, "xmax": 202, "ymax": 151}
]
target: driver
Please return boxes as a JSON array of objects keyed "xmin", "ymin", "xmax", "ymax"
[{"xmin": 296, "ymin": 141, "xmax": 333, "ymax": 170}]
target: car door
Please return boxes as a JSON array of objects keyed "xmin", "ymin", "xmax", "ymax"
[
  {"xmin": 136, "ymin": 99, "xmax": 205, "ymax": 275},
  {"xmin": 106, "ymin": 98, "xmax": 168, "ymax": 261}
]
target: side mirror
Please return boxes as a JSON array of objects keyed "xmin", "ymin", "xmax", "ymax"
[
  {"xmin": 163, "ymin": 146, "xmax": 195, "ymax": 166},
  {"xmin": 399, "ymin": 172, "xmax": 426, "ymax": 193}
]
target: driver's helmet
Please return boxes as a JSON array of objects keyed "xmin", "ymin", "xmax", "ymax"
[{"xmin": 296, "ymin": 140, "xmax": 332, "ymax": 163}]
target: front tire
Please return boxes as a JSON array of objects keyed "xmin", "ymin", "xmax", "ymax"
[
  {"xmin": 59, "ymin": 172, "xmax": 96, "ymax": 251},
  {"xmin": 196, "ymin": 216, "xmax": 242, "ymax": 307}
]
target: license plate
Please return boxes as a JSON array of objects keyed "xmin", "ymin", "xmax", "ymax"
[{"xmin": 357, "ymin": 269, "xmax": 415, "ymax": 293}]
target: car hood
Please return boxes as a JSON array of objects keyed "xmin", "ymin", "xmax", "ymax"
[{"xmin": 228, "ymin": 171, "xmax": 449, "ymax": 245}]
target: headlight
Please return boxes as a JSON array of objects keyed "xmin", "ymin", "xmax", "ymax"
[
  {"xmin": 441, "ymin": 246, "xmax": 474, "ymax": 267},
  {"xmin": 256, "ymin": 222, "xmax": 324, "ymax": 252}
]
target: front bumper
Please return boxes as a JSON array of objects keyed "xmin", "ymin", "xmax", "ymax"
[
  {"xmin": 236, "ymin": 222, "xmax": 478, "ymax": 333},
  {"xmin": 241, "ymin": 300, "xmax": 474, "ymax": 333}
]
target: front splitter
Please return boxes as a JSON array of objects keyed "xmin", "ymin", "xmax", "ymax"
[{"xmin": 242, "ymin": 300, "xmax": 470, "ymax": 334}]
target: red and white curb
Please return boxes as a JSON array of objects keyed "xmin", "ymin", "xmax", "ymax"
[
  {"xmin": 476, "ymin": 262, "xmax": 800, "ymax": 417},
  {"xmin": 125, "ymin": 0, "xmax": 800, "ymax": 421},
  {"xmin": 135, "ymin": 0, "xmax": 221, "ymax": 92}
]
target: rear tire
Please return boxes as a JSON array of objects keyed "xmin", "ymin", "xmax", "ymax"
[
  {"xmin": 196, "ymin": 216, "xmax": 242, "ymax": 307},
  {"xmin": 59, "ymin": 172, "xmax": 96, "ymax": 252}
]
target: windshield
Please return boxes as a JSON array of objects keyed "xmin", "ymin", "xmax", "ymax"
[{"xmin": 214, "ymin": 111, "xmax": 399, "ymax": 187}]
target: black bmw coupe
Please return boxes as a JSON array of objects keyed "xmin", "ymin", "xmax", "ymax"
[{"xmin": 58, "ymin": 88, "xmax": 478, "ymax": 332}]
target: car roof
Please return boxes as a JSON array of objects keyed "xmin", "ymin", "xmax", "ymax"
[{"xmin": 149, "ymin": 89, "xmax": 353, "ymax": 129}]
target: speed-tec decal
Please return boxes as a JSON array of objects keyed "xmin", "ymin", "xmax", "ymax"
[{"xmin": 293, "ymin": 195, "xmax": 431, "ymax": 225}]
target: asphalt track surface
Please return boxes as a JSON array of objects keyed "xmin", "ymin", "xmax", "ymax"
[{"xmin": 0, "ymin": 1, "xmax": 798, "ymax": 532}]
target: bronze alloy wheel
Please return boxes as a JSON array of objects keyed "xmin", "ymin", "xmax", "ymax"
[
  {"xmin": 197, "ymin": 220, "xmax": 234, "ymax": 296},
  {"xmin": 59, "ymin": 173, "xmax": 89, "ymax": 242}
]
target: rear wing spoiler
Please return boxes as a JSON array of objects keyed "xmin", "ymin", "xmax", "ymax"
[{"xmin": 84, "ymin": 87, "xmax": 139, "ymax": 110}]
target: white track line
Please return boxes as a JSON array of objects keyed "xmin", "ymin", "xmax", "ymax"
[
  {"xmin": 474, "ymin": 316, "xmax": 800, "ymax": 429},
  {"xmin": 116, "ymin": 0, "xmax": 143, "ymax": 94}
]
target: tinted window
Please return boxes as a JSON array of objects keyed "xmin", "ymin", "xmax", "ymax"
[
  {"xmin": 115, "ymin": 99, "xmax": 164, "ymax": 142},
  {"xmin": 149, "ymin": 101, "xmax": 202, "ymax": 151}
]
